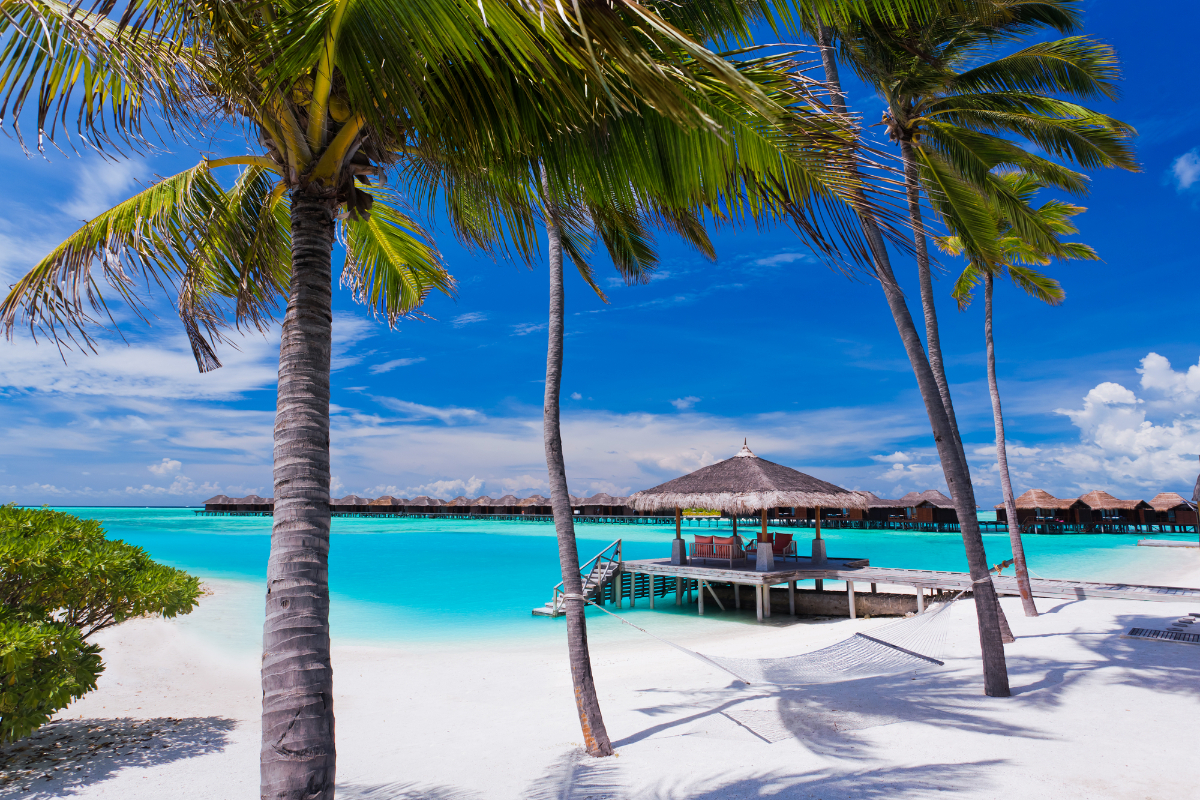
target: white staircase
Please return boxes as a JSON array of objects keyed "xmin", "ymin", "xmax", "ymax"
[{"xmin": 532, "ymin": 540, "xmax": 622, "ymax": 617}]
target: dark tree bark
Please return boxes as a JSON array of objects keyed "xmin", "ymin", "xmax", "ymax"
[
  {"xmin": 986, "ymin": 274, "xmax": 1038, "ymax": 616},
  {"xmin": 817, "ymin": 22, "xmax": 1010, "ymax": 696},
  {"xmin": 542, "ymin": 190, "xmax": 614, "ymax": 757},
  {"xmin": 262, "ymin": 191, "xmax": 338, "ymax": 799}
]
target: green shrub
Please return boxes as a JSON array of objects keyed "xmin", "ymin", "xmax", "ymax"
[{"xmin": 0, "ymin": 505, "xmax": 201, "ymax": 743}]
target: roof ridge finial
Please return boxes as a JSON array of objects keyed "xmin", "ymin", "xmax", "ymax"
[{"xmin": 735, "ymin": 440, "xmax": 755, "ymax": 458}]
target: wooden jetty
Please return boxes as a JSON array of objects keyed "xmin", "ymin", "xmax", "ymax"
[{"xmin": 533, "ymin": 539, "xmax": 1200, "ymax": 621}]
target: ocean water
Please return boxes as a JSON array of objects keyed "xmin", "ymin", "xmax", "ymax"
[{"xmin": 46, "ymin": 507, "xmax": 1198, "ymax": 651}]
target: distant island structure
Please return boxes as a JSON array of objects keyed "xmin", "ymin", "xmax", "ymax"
[{"xmin": 200, "ymin": 486, "xmax": 1197, "ymax": 533}]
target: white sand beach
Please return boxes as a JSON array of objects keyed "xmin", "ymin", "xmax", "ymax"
[{"xmin": 5, "ymin": 551, "xmax": 1200, "ymax": 800}]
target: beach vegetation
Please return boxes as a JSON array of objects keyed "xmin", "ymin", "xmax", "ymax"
[{"xmin": 0, "ymin": 505, "xmax": 200, "ymax": 743}]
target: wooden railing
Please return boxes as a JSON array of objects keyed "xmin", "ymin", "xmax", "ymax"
[{"xmin": 546, "ymin": 539, "xmax": 622, "ymax": 617}]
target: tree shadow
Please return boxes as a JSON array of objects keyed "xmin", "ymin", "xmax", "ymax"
[
  {"xmin": 337, "ymin": 781, "xmax": 482, "ymax": 800},
  {"xmin": 524, "ymin": 750, "xmax": 626, "ymax": 800},
  {"xmin": 0, "ymin": 716, "xmax": 237, "ymax": 798},
  {"xmin": 641, "ymin": 761, "xmax": 1007, "ymax": 799}
]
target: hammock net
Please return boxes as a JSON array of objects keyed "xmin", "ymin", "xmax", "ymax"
[{"xmin": 588, "ymin": 593, "xmax": 960, "ymax": 687}]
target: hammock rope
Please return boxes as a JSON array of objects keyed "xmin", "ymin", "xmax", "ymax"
[{"xmin": 584, "ymin": 579, "xmax": 988, "ymax": 686}]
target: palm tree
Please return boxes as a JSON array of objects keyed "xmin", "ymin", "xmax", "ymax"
[
  {"xmin": 939, "ymin": 171, "xmax": 1099, "ymax": 617},
  {"xmin": 1, "ymin": 0, "xmax": 826, "ymax": 793},
  {"xmin": 804, "ymin": 9, "xmax": 1012, "ymax": 695},
  {"xmin": 424, "ymin": 42, "xmax": 878, "ymax": 754}
]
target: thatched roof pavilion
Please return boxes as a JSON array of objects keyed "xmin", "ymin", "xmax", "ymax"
[
  {"xmin": 1149, "ymin": 491, "xmax": 1196, "ymax": 512},
  {"xmin": 897, "ymin": 489, "xmax": 955, "ymax": 508},
  {"xmin": 369, "ymin": 496, "xmax": 406, "ymax": 507},
  {"xmin": 518, "ymin": 495, "xmax": 548, "ymax": 506},
  {"xmin": 627, "ymin": 443, "xmax": 867, "ymax": 515},
  {"xmin": 493, "ymin": 494, "xmax": 521, "ymax": 512},
  {"xmin": 628, "ymin": 442, "xmax": 866, "ymax": 569},
  {"xmin": 1074, "ymin": 490, "xmax": 1146, "ymax": 511},
  {"xmin": 1003, "ymin": 489, "xmax": 1074, "ymax": 510}
]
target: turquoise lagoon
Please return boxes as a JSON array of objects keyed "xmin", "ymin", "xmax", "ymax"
[{"xmin": 51, "ymin": 507, "xmax": 1198, "ymax": 651}]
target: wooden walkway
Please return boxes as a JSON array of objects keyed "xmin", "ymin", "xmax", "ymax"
[{"xmin": 615, "ymin": 557, "xmax": 1200, "ymax": 618}]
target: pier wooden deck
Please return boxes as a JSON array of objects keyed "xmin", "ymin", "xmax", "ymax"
[{"xmin": 612, "ymin": 557, "xmax": 1200, "ymax": 622}]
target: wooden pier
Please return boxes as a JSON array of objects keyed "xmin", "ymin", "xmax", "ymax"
[{"xmin": 534, "ymin": 541, "xmax": 1200, "ymax": 621}]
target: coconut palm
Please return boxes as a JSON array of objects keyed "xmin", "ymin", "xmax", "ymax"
[
  {"xmin": 829, "ymin": 0, "xmax": 1135, "ymax": 462},
  {"xmin": 1, "ymin": 0, "xmax": 836, "ymax": 793},
  {"xmin": 423, "ymin": 42, "xmax": 881, "ymax": 754},
  {"xmin": 939, "ymin": 171, "xmax": 1098, "ymax": 617}
]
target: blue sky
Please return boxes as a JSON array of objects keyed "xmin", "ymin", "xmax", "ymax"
[{"xmin": 1, "ymin": 1, "xmax": 1197, "ymax": 507}]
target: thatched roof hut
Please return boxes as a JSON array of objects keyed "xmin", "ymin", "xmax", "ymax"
[
  {"xmin": 1003, "ymin": 489, "xmax": 1075, "ymax": 511},
  {"xmin": 1149, "ymin": 491, "xmax": 1196, "ymax": 512},
  {"xmin": 518, "ymin": 495, "xmax": 548, "ymax": 506},
  {"xmin": 204, "ymin": 494, "xmax": 233, "ymax": 505},
  {"xmin": 626, "ymin": 443, "xmax": 867, "ymax": 514},
  {"xmin": 1074, "ymin": 490, "xmax": 1147, "ymax": 511},
  {"xmin": 332, "ymin": 495, "xmax": 369, "ymax": 506},
  {"xmin": 493, "ymin": 494, "xmax": 521, "ymax": 511},
  {"xmin": 369, "ymin": 496, "xmax": 406, "ymax": 507},
  {"xmin": 445, "ymin": 496, "xmax": 473, "ymax": 508},
  {"xmin": 897, "ymin": 489, "xmax": 955, "ymax": 509}
]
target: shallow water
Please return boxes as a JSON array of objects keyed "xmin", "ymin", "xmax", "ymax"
[{"xmin": 46, "ymin": 507, "xmax": 1198, "ymax": 650}]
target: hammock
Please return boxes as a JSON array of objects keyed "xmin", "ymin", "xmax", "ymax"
[{"xmin": 584, "ymin": 591, "xmax": 961, "ymax": 686}]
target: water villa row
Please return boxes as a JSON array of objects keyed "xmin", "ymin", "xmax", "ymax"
[
  {"xmin": 998, "ymin": 489, "xmax": 1197, "ymax": 533},
  {"xmin": 198, "ymin": 486, "xmax": 1197, "ymax": 533}
]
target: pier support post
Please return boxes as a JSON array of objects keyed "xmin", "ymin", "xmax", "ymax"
[
  {"xmin": 764, "ymin": 585, "xmax": 772, "ymax": 618},
  {"xmin": 672, "ymin": 507, "xmax": 687, "ymax": 565},
  {"xmin": 649, "ymin": 575, "xmax": 655, "ymax": 609},
  {"xmin": 734, "ymin": 583, "xmax": 740, "ymax": 610},
  {"xmin": 815, "ymin": 578, "xmax": 824, "ymax": 592},
  {"xmin": 871, "ymin": 583, "xmax": 877, "ymax": 594},
  {"xmin": 847, "ymin": 581, "xmax": 856, "ymax": 620},
  {"xmin": 755, "ymin": 585, "xmax": 763, "ymax": 622},
  {"xmin": 698, "ymin": 580, "xmax": 705, "ymax": 616},
  {"xmin": 675, "ymin": 577, "xmax": 682, "ymax": 606},
  {"xmin": 789, "ymin": 581, "xmax": 796, "ymax": 615},
  {"xmin": 917, "ymin": 588, "xmax": 924, "ymax": 613},
  {"xmin": 616, "ymin": 572, "xmax": 623, "ymax": 609},
  {"xmin": 630, "ymin": 574, "xmax": 636, "ymax": 607}
]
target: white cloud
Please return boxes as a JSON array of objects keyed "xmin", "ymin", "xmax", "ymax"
[
  {"xmin": 753, "ymin": 252, "xmax": 809, "ymax": 267},
  {"xmin": 401, "ymin": 476, "xmax": 484, "ymax": 498},
  {"xmin": 570, "ymin": 392, "xmax": 582, "ymax": 400},
  {"xmin": 369, "ymin": 357, "xmax": 425, "ymax": 375},
  {"xmin": 330, "ymin": 476, "xmax": 345, "ymax": 496},
  {"xmin": 60, "ymin": 159, "xmax": 149, "ymax": 220},
  {"xmin": 1170, "ymin": 149, "xmax": 1200, "ymax": 191},
  {"xmin": 331, "ymin": 314, "xmax": 379, "ymax": 371},
  {"xmin": 512, "ymin": 322, "xmax": 547, "ymax": 336},
  {"xmin": 148, "ymin": 458, "xmax": 182, "ymax": 476},
  {"xmin": 871, "ymin": 451, "xmax": 912, "ymax": 464},
  {"xmin": 372, "ymin": 396, "xmax": 484, "ymax": 425},
  {"xmin": 670, "ymin": 396, "xmax": 701, "ymax": 411},
  {"xmin": 451, "ymin": 312, "xmax": 488, "ymax": 327}
]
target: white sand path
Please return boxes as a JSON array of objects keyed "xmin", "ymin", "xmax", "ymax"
[{"xmin": 3, "ymin": 551, "xmax": 1199, "ymax": 800}]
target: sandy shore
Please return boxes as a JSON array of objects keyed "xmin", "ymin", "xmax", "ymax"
[{"xmin": 4, "ymin": 549, "xmax": 1199, "ymax": 800}]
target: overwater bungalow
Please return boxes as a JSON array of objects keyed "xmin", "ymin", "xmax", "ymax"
[
  {"xmin": 863, "ymin": 492, "xmax": 907, "ymax": 523},
  {"xmin": 470, "ymin": 496, "xmax": 498, "ymax": 515},
  {"xmin": 203, "ymin": 494, "xmax": 234, "ymax": 512},
  {"xmin": 330, "ymin": 495, "xmax": 370, "ymax": 513},
  {"xmin": 1073, "ymin": 490, "xmax": 1153, "ymax": 529},
  {"xmin": 578, "ymin": 493, "xmax": 631, "ymax": 516},
  {"xmin": 368, "ymin": 496, "xmax": 406, "ymax": 514},
  {"xmin": 404, "ymin": 496, "xmax": 444, "ymax": 514},
  {"xmin": 996, "ymin": 489, "xmax": 1074, "ymax": 527},
  {"xmin": 1147, "ymin": 492, "xmax": 1198, "ymax": 530},
  {"xmin": 493, "ymin": 495, "xmax": 522, "ymax": 514},
  {"xmin": 520, "ymin": 495, "xmax": 551, "ymax": 515},
  {"xmin": 897, "ymin": 490, "xmax": 959, "ymax": 524},
  {"xmin": 231, "ymin": 494, "xmax": 273, "ymax": 512},
  {"xmin": 444, "ymin": 496, "xmax": 473, "ymax": 514}
]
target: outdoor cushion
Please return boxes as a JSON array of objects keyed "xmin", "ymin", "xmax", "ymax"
[
  {"xmin": 694, "ymin": 535, "xmax": 714, "ymax": 545},
  {"xmin": 713, "ymin": 536, "xmax": 736, "ymax": 546}
]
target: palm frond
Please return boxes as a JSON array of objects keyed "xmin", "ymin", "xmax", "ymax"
[
  {"xmin": 949, "ymin": 36, "xmax": 1121, "ymax": 101},
  {"xmin": 340, "ymin": 186, "xmax": 454, "ymax": 325},
  {"xmin": 1005, "ymin": 264, "xmax": 1063, "ymax": 304}
]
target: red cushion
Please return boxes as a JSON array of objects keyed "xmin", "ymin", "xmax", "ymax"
[
  {"xmin": 694, "ymin": 535, "xmax": 713, "ymax": 545},
  {"xmin": 712, "ymin": 536, "xmax": 735, "ymax": 546},
  {"xmin": 775, "ymin": 533, "xmax": 793, "ymax": 547}
]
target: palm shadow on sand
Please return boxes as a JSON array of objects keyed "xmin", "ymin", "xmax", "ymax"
[{"xmin": 0, "ymin": 716, "xmax": 237, "ymax": 798}]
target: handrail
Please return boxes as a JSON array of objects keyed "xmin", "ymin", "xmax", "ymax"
[{"xmin": 548, "ymin": 539, "xmax": 622, "ymax": 615}]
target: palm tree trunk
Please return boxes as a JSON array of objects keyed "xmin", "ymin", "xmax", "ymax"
[
  {"xmin": 817, "ymin": 23, "xmax": 1010, "ymax": 696},
  {"xmin": 985, "ymin": 274, "xmax": 1038, "ymax": 617},
  {"xmin": 542, "ymin": 187, "xmax": 614, "ymax": 757},
  {"xmin": 262, "ymin": 191, "xmax": 338, "ymax": 800},
  {"xmin": 898, "ymin": 138, "xmax": 968, "ymax": 468}
]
